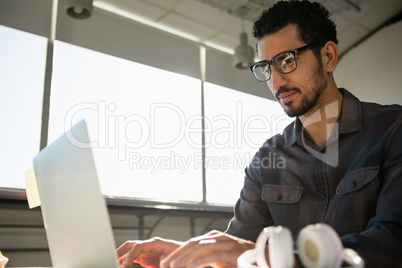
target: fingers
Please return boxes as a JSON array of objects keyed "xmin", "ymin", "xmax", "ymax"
[
  {"xmin": 116, "ymin": 240, "xmax": 138, "ymax": 258},
  {"xmin": 160, "ymin": 232, "xmax": 255, "ymax": 268},
  {"xmin": 117, "ymin": 240, "xmax": 140, "ymax": 267},
  {"xmin": 160, "ymin": 240, "xmax": 222, "ymax": 268},
  {"xmin": 116, "ymin": 237, "xmax": 182, "ymax": 268},
  {"xmin": 120, "ymin": 240, "xmax": 149, "ymax": 268},
  {"xmin": 184, "ymin": 250, "xmax": 242, "ymax": 268}
]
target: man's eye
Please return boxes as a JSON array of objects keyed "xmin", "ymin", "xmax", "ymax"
[
  {"xmin": 284, "ymin": 56, "xmax": 295, "ymax": 64},
  {"xmin": 280, "ymin": 55, "xmax": 296, "ymax": 72}
]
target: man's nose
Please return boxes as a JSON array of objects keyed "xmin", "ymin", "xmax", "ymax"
[{"xmin": 269, "ymin": 67, "xmax": 288, "ymax": 90}]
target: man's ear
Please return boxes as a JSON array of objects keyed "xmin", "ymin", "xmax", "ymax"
[{"xmin": 322, "ymin": 41, "xmax": 338, "ymax": 73}]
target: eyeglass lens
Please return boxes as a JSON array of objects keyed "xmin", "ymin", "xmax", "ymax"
[{"xmin": 252, "ymin": 51, "xmax": 297, "ymax": 81}]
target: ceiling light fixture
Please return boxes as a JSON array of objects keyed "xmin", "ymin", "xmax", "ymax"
[
  {"xmin": 234, "ymin": 20, "xmax": 254, "ymax": 69},
  {"xmin": 65, "ymin": 0, "xmax": 93, "ymax": 19},
  {"xmin": 234, "ymin": 6, "xmax": 254, "ymax": 70}
]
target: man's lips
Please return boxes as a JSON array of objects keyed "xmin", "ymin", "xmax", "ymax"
[{"xmin": 277, "ymin": 91, "xmax": 298, "ymax": 103}]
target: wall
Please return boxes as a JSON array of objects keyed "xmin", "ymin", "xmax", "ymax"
[{"xmin": 334, "ymin": 20, "xmax": 402, "ymax": 105}]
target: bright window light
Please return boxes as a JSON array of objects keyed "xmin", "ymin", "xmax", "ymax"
[
  {"xmin": 49, "ymin": 41, "xmax": 203, "ymax": 202},
  {"xmin": 0, "ymin": 26, "xmax": 47, "ymax": 189},
  {"xmin": 204, "ymin": 83, "xmax": 294, "ymax": 205}
]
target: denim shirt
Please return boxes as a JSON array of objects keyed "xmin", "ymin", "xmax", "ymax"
[{"xmin": 226, "ymin": 88, "xmax": 402, "ymax": 267}]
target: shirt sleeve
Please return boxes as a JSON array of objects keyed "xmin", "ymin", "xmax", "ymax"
[
  {"xmin": 225, "ymin": 150, "xmax": 274, "ymax": 242},
  {"xmin": 341, "ymin": 114, "xmax": 402, "ymax": 268}
]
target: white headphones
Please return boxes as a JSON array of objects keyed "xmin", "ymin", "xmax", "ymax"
[{"xmin": 237, "ymin": 223, "xmax": 364, "ymax": 268}]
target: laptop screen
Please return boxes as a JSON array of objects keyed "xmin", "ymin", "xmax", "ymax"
[{"xmin": 33, "ymin": 120, "xmax": 118, "ymax": 268}]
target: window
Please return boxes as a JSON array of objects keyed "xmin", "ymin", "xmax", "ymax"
[
  {"xmin": 204, "ymin": 83, "xmax": 294, "ymax": 204},
  {"xmin": 0, "ymin": 25, "xmax": 47, "ymax": 189},
  {"xmin": 48, "ymin": 41, "xmax": 203, "ymax": 202},
  {"xmin": 0, "ymin": 26, "xmax": 293, "ymax": 205}
]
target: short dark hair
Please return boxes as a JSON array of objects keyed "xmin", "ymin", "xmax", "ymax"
[{"xmin": 253, "ymin": 0, "xmax": 338, "ymax": 58}]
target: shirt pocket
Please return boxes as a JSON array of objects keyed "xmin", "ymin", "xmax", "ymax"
[
  {"xmin": 335, "ymin": 166, "xmax": 380, "ymax": 233},
  {"xmin": 261, "ymin": 184, "xmax": 303, "ymax": 235}
]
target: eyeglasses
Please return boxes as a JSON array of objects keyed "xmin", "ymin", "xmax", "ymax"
[{"xmin": 249, "ymin": 42, "xmax": 326, "ymax": 82}]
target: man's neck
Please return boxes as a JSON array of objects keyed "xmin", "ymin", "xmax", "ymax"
[{"xmin": 298, "ymin": 86, "xmax": 343, "ymax": 149}]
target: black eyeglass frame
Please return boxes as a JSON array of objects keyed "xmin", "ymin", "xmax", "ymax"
[{"xmin": 249, "ymin": 41, "xmax": 327, "ymax": 82}]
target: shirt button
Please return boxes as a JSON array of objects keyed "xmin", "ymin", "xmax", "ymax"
[
  {"xmin": 277, "ymin": 194, "xmax": 282, "ymax": 201},
  {"xmin": 351, "ymin": 180, "xmax": 357, "ymax": 188},
  {"xmin": 320, "ymin": 193, "xmax": 327, "ymax": 199}
]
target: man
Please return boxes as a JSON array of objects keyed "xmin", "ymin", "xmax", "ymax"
[{"xmin": 117, "ymin": 1, "xmax": 402, "ymax": 267}]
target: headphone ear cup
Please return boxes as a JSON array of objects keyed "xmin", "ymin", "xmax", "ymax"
[
  {"xmin": 269, "ymin": 227, "xmax": 294, "ymax": 268},
  {"xmin": 256, "ymin": 226, "xmax": 294, "ymax": 268},
  {"xmin": 297, "ymin": 224, "xmax": 343, "ymax": 268}
]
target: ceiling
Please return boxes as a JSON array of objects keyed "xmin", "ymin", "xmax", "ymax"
[{"xmin": 94, "ymin": 0, "xmax": 402, "ymax": 57}]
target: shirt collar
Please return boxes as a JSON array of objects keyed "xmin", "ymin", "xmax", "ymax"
[
  {"xmin": 283, "ymin": 88, "xmax": 362, "ymax": 148},
  {"xmin": 337, "ymin": 88, "xmax": 363, "ymax": 134}
]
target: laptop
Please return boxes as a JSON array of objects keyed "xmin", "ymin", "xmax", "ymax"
[{"xmin": 33, "ymin": 120, "xmax": 119, "ymax": 268}]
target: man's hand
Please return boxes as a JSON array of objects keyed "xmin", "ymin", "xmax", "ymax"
[
  {"xmin": 160, "ymin": 230, "xmax": 255, "ymax": 268},
  {"xmin": 117, "ymin": 237, "xmax": 182, "ymax": 268},
  {"xmin": 117, "ymin": 230, "xmax": 255, "ymax": 268}
]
